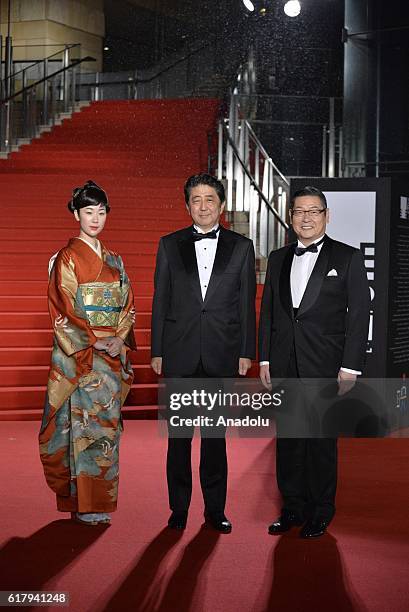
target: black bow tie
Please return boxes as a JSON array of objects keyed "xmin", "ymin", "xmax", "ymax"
[
  {"xmin": 294, "ymin": 237, "xmax": 325, "ymax": 256},
  {"xmin": 192, "ymin": 227, "xmax": 220, "ymax": 242}
]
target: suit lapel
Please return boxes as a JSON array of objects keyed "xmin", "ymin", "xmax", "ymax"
[
  {"xmin": 280, "ymin": 245, "xmax": 295, "ymax": 319},
  {"xmin": 204, "ymin": 227, "xmax": 236, "ymax": 305},
  {"xmin": 297, "ymin": 236, "xmax": 332, "ymax": 317},
  {"xmin": 177, "ymin": 227, "xmax": 203, "ymax": 304}
]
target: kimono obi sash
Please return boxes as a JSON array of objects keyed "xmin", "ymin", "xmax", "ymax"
[{"xmin": 79, "ymin": 281, "xmax": 122, "ymax": 328}]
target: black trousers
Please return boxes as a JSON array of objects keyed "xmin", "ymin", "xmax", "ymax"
[
  {"xmin": 166, "ymin": 362, "xmax": 227, "ymax": 515},
  {"xmin": 275, "ymin": 342, "xmax": 338, "ymax": 523}
]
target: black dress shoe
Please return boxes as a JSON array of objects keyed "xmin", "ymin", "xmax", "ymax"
[
  {"xmin": 268, "ymin": 513, "xmax": 304, "ymax": 535},
  {"xmin": 204, "ymin": 512, "xmax": 232, "ymax": 533},
  {"xmin": 300, "ymin": 518, "xmax": 329, "ymax": 538},
  {"xmin": 168, "ymin": 512, "xmax": 187, "ymax": 530}
]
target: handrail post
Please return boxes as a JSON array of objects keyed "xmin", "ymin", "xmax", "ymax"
[
  {"xmin": 328, "ymin": 97, "xmax": 335, "ymax": 177},
  {"xmin": 217, "ymin": 120, "xmax": 223, "ymax": 180},
  {"xmin": 322, "ymin": 124, "xmax": 327, "ymax": 177},
  {"xmin": 71, "ymin": 65, "xmax": 76, "ymax": 109},
  {"xmin": 133, "ymin": 70, "xmax": 137, "ymax": 99},
  {"xmin": 94, "ymin": 72, "xmax": 100, "ymax": 101},
  {"xmin": 338, "ymin": 126, "xmax": 343, "ymax": 177},
  {"xmin": 22, "ymin": 68, "xmax": 28, "ymax": 136},
  {"xmin": 51, "ymin": 76, "xmax": 56, "ymax": 126},
  {"xmin": 43, "ymin": 58, "xmax": 49, "ymax": 124},
  {"xmin": 63, "ymin": 45, "xmax": 70, "ymax": 112},
  {"xmin": 0, "ymin": 35, "xmax": 3, "ymax": 100}
]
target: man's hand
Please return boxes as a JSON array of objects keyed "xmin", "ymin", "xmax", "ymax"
[
  {"xmin": 151, "ymin": 357, "xmax": 162, "ymax": 375},
  {"xmin": 259, "ymin": 364, "xmax": 272, "ymax": 390},
  {"xmin": 337, "ymin": 369, "xmax": 357, "ymax": 396},
  {"xmin": 106, "ymin": 337, "xmax": 124, "ymax": 357},
  {"xmin": 239, "ymin": 358, "xmax": 252, "ymax": 376},
  {"xmin": 94, "ymin": 338, "xmax": 111, "ymax": 351}
]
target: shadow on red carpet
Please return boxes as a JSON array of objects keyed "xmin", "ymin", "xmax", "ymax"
[
  {"xmin": 0, "ymin": 519, "xmax": 108, "ymax": 607},
  {"xmin": 98, "ymin": 525, "xmax": 220, "ymax": 611},
  {"xmin": 259, "ymin": 532, "xmax": 368, "ymax": 612}
]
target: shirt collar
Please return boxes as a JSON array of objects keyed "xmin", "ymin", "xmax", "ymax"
[
  {"xmin": 193, "ymin": 224, "xmax": 220, "ymax": 235},
  {"xmin": 296, "ymin": 234, "xmax": 325, "ymax": 249}
]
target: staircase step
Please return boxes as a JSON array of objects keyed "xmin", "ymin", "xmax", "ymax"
[
  {"xmin": 0, "ymin": 295, "xmax": 153, "ymax": 311},
  {"xmin": 0, "ymin": 267, "xmax": 154, "ymax": 281},
  {"xmin": 0, "ymin": 280, "xmax": 153, "ymax": 296},
  {"xmin": 2, "ymin": 254, "xmax": 156, "ymax": 268},
  {"xmin": 0, "ymin": 382, "xmax": 158, "ymax": 410},
  {"xmin": 0, "ymin": 405, "xmax": 158, "ymax": 421},
  {"xmin": 0, "ymin": 311, "xmax": 151, "ymax": 329},
  {"xmin": 0, "ymin": 98, "xmax": 222, "ymax": 420},
  {"xmin": 0, "ymin": 346, "xmax": 150, "ymax": 366},
  {"xmin": 2, "ymin": 240, "xmax": 159, "ymax": 255},
  {"xmin": 0, "ymin": 328, "xmax": 151, "ymax": 347},
  {"xmin": 0, "ymin": 363, "xmax": 157, "ymax": 387}
]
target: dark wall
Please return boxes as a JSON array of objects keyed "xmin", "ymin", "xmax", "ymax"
[
  {"xmin": 103, "ymin": 0, "xmax": 246, "ymax": 72},
  {"xmin": 249, "ymin": 0, "xmax": 344, "ymax": 177},
  {"xmin": 103, "ymin": 0, "xmax": 189, "ymax": 70},
  {"xmin": 343, "ymin": 0, "xmax": 409, "ymax": 178}
]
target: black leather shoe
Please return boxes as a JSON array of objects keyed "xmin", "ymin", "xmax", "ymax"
[
  {"xmin": 300, "ymin": 518, "xmax": 329, "ymax": 538},
  {"xmin": 268, "ymin": 513, "xmax": 304, "ymax": 535},
  {"xmin": 204, "ymin": 512, "xmax": 232, "ymax": 533},
  {"xmin": 168, "ymin": 512, "xmax": 187, "ymax": 530}
]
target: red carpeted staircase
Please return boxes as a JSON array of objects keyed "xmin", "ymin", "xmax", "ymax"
[{"xmin": 0, "ymin": 98, "xmax": 225, "ymax": 420}]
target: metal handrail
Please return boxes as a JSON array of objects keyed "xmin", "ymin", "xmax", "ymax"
[
  {"xmin": 1, "ymin": 56, "xmax": 94, "ymax": 105},
  {"xmin": 4, "ymin": 43, "xmax": 81, "ymax": 83},
  {"xmin": 244, "ymin": 119, "xmax": 289, "ymax": 185},
  {"xmin": 78, "ymin": 41, "xmax": 212, "ymax": 90},
  {"xmin": 0, "ymin": 50, "xmax": 94, "ymax": 153},
  {"xmin": 222, "ymin": 122, "xmax": 288, "ymax": 229},
  {"xmin": 135, "ymin": 42, "xmax": 211, "ymax": 84},
  {"xmin": 216, "ymin": 51, "xmax": 290, "ymax": 260}
]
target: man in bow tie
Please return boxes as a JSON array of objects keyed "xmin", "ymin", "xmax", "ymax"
[
  {"xmin": 151, "ymin": 173, "xmax": 256, "ymax": 532},
  {"xmin": 259, "ymin": 185, "xmax": 370, "ymax": 538}
]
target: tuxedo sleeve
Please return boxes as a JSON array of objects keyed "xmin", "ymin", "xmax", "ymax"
[
  {"xmin": 239, "ymin": 241, "xmax": 257, "ymax": 359},
  {"xmin": 258, "ymin": 252, "xmax": 274, "ymax": 362},
  {"xmin": 151, "ymin": 238, "xmax": 170, "ymax": 357},
  {"xmin": 342, "ymin": 249, "xmax": 370, "ymax": 371}
]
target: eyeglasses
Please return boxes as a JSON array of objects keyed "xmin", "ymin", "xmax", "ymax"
[{"xmin": 291, "ymin": 208, "xmax": 326, "ymax": 218}]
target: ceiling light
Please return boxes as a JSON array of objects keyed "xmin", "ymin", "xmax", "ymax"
[
  {"xmin": 284, "ymin": 1, "xmax": 301, "ymax": 17},
  {"xmin": 242, "ymin": 0, "xmax": 255, "ymax": 12}
]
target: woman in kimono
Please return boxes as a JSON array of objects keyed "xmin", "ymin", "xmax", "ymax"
[{"xmin": 39, "ymin": 180, "xmax": 136, "ymax": 525}]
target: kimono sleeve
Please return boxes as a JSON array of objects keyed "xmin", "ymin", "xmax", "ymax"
[
  {"xmin": 115, "ymin": 256, "xmax": 137, "ymax": 350},
  {"xmin": 48, "ymin": 249, "xmax": 97, "ymax": 356}
]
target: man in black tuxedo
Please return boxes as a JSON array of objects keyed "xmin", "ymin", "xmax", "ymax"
[
  {"xmin": 259, "ymin": 186, "xmax": 370, "ymax": 538},
  {"xmin": 151, "ymin": 173, "xmax": 256, "ymax": 532}
]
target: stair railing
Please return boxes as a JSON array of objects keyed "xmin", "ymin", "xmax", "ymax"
[
  {"xmin": 77, "ymin": 41, "xmax": 216, "ymax": 101},
  {"xmin": 0, "ymin": 48, "xmax": 94, "ymax": 153},
  {"xmin": 217, "ymin": 63, "xmax": 290, "ymax": 260}
]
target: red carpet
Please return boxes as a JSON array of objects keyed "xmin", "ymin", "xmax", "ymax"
[
  {"xmin": 1, "ymin": 422, "xmax": 409, "ymax": 611},
  {"xmin": 0, "ymin": 98, "xmax": 227, "ymax": 420}
]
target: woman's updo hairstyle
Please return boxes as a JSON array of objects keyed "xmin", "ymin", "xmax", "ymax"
[{"xmin": 67, "ymin": 180, "xmax": 110, "ymax": 213}]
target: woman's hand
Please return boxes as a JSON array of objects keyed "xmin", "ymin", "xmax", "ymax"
[
  {"xmin": 94, "ymin": 338, "xmax": 111, "ymax": 351},
  {"xmin": 105, "ymin": 337, "xmax": 124, "ymax": 357}
]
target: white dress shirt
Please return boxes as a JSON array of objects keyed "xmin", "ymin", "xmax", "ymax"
[
  {"xmin": 290, "ymin": 235, "xmax": 324, "ymax": 308},
  {"xmin": 193, "ymin": 224, "xmax": 219, "ymax": 300},
  {"xmin": 260, "ymin": 234, "xmax": 360, "ymax": 375}
]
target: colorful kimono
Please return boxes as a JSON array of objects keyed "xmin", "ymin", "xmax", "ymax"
[{"xmin": 39, "ymin": 237, "xmax": 136, "ymax": 513}]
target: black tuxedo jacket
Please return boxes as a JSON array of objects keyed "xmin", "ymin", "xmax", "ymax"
[
  {"xmin": 151, "ymin": 225, "xmax": 256, "ymax": 377},
  {"xmin": 258, "ymin": 236, "xmax": 370, "ymax": 378}
]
